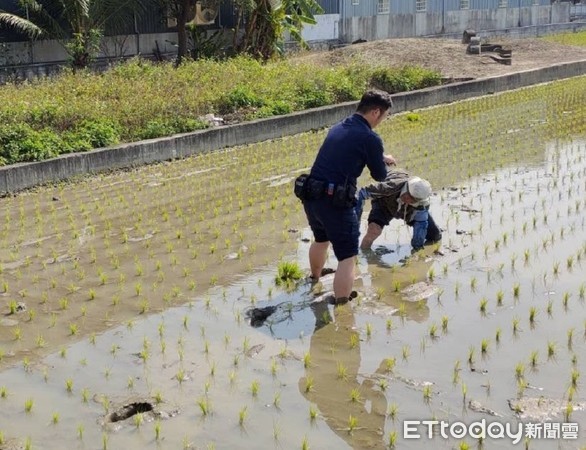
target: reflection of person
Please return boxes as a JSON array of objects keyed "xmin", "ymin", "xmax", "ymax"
[
  {"xmin": 356, "ymin": 170, "xmax": 442, "ymax": 251},
  {"xmin": 303, "ymin": 90, "xmax": 395, "ymax": 305},
  {"xmin": 300, "ymin": 304, "xmax": 388, "ymax": 450}
]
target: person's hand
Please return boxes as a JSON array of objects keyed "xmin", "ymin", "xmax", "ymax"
[
  {"xmin": 383, "ymin": 154, "xmax": 396, "ymax": 166},
  {"xmin": 357, "ymin": 187, "xmax": 370, "ymax": 202}
]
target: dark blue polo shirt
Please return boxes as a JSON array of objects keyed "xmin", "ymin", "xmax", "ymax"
[{"xmin": 310, "ymin": 113, "xmax": 388, "ymax": 187}]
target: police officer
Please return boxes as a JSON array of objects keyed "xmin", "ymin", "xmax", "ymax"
[
  {"xmin": 356, "ymin": 170, "xmax": 442, "ymax": 250},
  {"xmin": 303, "ymin": 90, "xmax": 395, "ymax": 305}
]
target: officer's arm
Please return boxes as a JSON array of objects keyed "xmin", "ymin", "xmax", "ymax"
[
  {"xmin": 365, "ymin": 135, "xmax": 387, "ymax": 182},
  {"xmin": 410, "ymin": 209, "xmax": 429, "ymax": 250}
]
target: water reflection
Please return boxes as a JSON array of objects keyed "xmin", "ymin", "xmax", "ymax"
[{"xmin": 299, "ymin": 303, "xmax": 388, "ymax": 450}]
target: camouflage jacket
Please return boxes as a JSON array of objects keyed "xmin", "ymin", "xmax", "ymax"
[{"xmin": 364, "ymin": 170, "xmax": 430, "ymax": 223}]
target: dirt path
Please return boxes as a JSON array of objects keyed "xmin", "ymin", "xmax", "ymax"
[{"xmin": 295, "ymin": 37, "xmax": 586, "ymax": 79}]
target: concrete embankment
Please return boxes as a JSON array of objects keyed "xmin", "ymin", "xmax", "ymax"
[{"xmin": 1, "ymin": 59, "xmax": 585, "ymax": 194}]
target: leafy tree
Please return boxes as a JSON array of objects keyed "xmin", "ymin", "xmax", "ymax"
[
  {"xmin": 0, "ymin": 0, "xmax": 151, "ymax": 69},
  {"xmin": 234, "ymin": 0, "xmax": 323, "ymax": 60},
  {"xmin": 157, "ymin": 0, "xmax": 221, "ymax": 65}
]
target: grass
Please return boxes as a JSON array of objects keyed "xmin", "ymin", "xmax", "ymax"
[{"xmin": 543, "ymin": 30, "xmax": 586, "ymax": 47}]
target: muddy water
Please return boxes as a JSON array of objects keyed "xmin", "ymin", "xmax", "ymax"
[{"xmin": 1, "ymin": 77, "xmax": 586, "ymax": 449}]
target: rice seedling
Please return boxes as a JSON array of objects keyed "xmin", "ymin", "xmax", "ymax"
[
  {"xmin": 402, "ymin": 345, "xmax": 410, "ymax": 361},
  {"xmin": 563, "ymin": 292, "xmax": 570, "ymax": 309},
  {"xmin": 480, "ymin": 339, "xmax": 489, "ymax": 355},
  {"xmin": 528, "ymin": 307, "xmax": 537, "ymax": 326},
  {"xmin": 304, "ymin": 376, "xmax": 314, "ymax": 393},
  {"xmin": 24, "ymin": 397, "xmax": 34, "ymax": 413},
  {"xmin": 571, "ymin": 369, "xmax": 579, "ymax": 389},
  {"xmin": 154, "ymin": 420, "xmax": 162, "ymax": 441},
  {"xmin": 479, "ymin": 297, "xmax": 488, "ymax": 315},
  {"xmin": 461, "ymin": 382, "xmax": 467, "ymax": 403},
  {"xmin": 238, "ymin": 406, "xmax": 247, "ymax": 426},
  {"xmin": 275, "ymin": 261, "xmax": 303, "ymax": 285},
  {"xmin": 365, "ymin": 322, "xmax": 373, "ymax": 338},
  {"xmin": 546, "ymin": 300, "xmax": 553, "ymax": 316},
  {"xmin": 385, "ymin": 357, "xmax": 396, "ymax": 372},
  {"xmin": 568, "ymin": 328, "xmax": 575, "ymax": 349},
  {"xmin": 197, "ymin": 397, "xmax": 211, "ymax": 416},
  {"xmin": 250, "ymin": 380, "xmax": 260, "ymax": 397},
  {"xmin": 512, "ymin": 317, "xmax": 521, "ymax": 335},
  {"xmin": 347, "ymin": 415, "xmax": 358, "ymax": 434},
  {"xmin": 547, "ymin": 341, "xmax": 557, "ymax": 359},
  {"xmin": 513, "ymin": 283, "xmax": 520, "ymax": 299},
  {"xmin": 386, "ymin": 318, "xmax": 393, "ymax": 331},
  {"xmin": 564, "ymin": 402, "xmax": 573, "ymax": 422},
  {"xmin": 349, "ymin": 388, "xmax": 361, "ymax": 403},
  {"xmin": 273, "ymin": 391, "xmax": 281, "ymax": 409},
  {"xmin": 423, "ymin": 384, "xmax": 432, "ymax": 403},
  {"xmin": 493, "ymin": 289, "xmax": 504, "ymax": 307},
  {"xmin": 303, "ymin": 352, "xmax": 311, "ymax": 368},
  {"xmin": 349, "ymin": 333, "xmax": 359, "ymax": 349},
  {"xmin": 301, "ymin": 436, "xmax": 309, "ymax": 450},
  {"xmin": 388, "ymin": 431, "xmax": 398, "ymax": 448},
  {"xmin": 429, "ymin": 323, "xmax": 438, "ymax": 339},
  {"xmin": 552, "ymin": 261, "xmax": 561, "ymax": 277},
  {"xmin": 515, "ymin": 361, "xmax": 526, "ymax": 380},
  {"xmin": 468, "ymin": 346, "xmax": 475, "ymax": 366}
]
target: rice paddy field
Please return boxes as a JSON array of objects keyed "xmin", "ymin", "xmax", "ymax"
[{"xmin": 1, "ymin": 75, "xmax": 586, "ymax": 450}]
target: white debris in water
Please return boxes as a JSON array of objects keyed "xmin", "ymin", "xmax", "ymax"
[{"xmin": 400, "ymin": 282, "xmax": 440, "ymax": 302}]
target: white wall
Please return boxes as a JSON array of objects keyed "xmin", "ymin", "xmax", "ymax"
[{"xmin": 300, "ymin": 14, "xmax": 340, "ymax": 41}]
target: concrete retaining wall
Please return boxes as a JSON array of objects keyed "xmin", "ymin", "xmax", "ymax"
[{"xmin": 1, "ymin": 59, "xmax": 586, "ymax": 194}]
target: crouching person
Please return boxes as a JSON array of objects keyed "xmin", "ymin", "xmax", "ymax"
[{"xmin": 356, "ymin": 170, "xmax": 442, "ymax": 251}]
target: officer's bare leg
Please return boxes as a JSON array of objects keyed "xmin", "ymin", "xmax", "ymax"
[
  {"xmin": 309, "ymin": 241, "xmax": 329, "ymax": 279},
  {"xmin": 334, "ymin": 256, "xmax": 355, "ymax": 299},
  {"xmin": 360, "ymin": 222, "xmax": 383, "ymax": 249}
]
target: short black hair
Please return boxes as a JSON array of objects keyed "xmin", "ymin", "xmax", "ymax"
[{"xmin": 356, "ymin": 89, "xmax": 393, "ymax": 114}]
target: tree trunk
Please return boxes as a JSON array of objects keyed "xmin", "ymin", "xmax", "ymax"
[{"xmin": 175, "ymin": 0, "xmax": 191, "ymax": 66}]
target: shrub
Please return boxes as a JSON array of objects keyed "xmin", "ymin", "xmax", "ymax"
[
  {"xmin": 0, "ymin": 123, "xmax": 61, "ymax": 164},
  {"xmin": 0, "ymin": 56, "xmax": 443, "ymax": 165},
  {"xmin": 370, "ymin": 66, "xmax": 442, "ymax": 93},
  {"xmin": 216, "ymin": 86, "xmax": 266, "ymax": 114}
]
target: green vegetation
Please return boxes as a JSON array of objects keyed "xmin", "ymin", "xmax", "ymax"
[
  {"xmin": 0, "ymin": 57, "xmax": 441, "ymax": 165},
  {"xmin": 543, "ymin": 30, "xmax": 586, "ymax": 47}
]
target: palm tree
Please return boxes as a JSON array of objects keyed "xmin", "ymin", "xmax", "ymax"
[{"xmin": 0, "ymin": 0, "xmax": 152, "ymax": 69}]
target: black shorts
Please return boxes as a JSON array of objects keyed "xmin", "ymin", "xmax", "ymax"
[
  {"xmin": 304, "ymin": 198, "xmax": 359, "ymax": 261},
  {"xmin": 367, "ymin": 202, "xmax": 393, "ymax": 228}
]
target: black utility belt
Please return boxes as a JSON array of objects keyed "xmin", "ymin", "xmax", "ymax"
[{"xmin": 294, "ymin": 174, "xmax": 357, "ymax": 208}]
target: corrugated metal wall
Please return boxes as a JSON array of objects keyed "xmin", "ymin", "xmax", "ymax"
[
  {"xmin": 341, "ymin": 0, "xmax": 552, "ymax": 17},
  {"xmin": 391, "ymin": 0, "xmax": 415, "ymax": 14},
  {"xmin": 341, "ymin": 0, "xmax": 376, "ymax": 17},
  {"xmin": 317, "ymin": 0, "xmax": 340, "ymax": 14}
]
